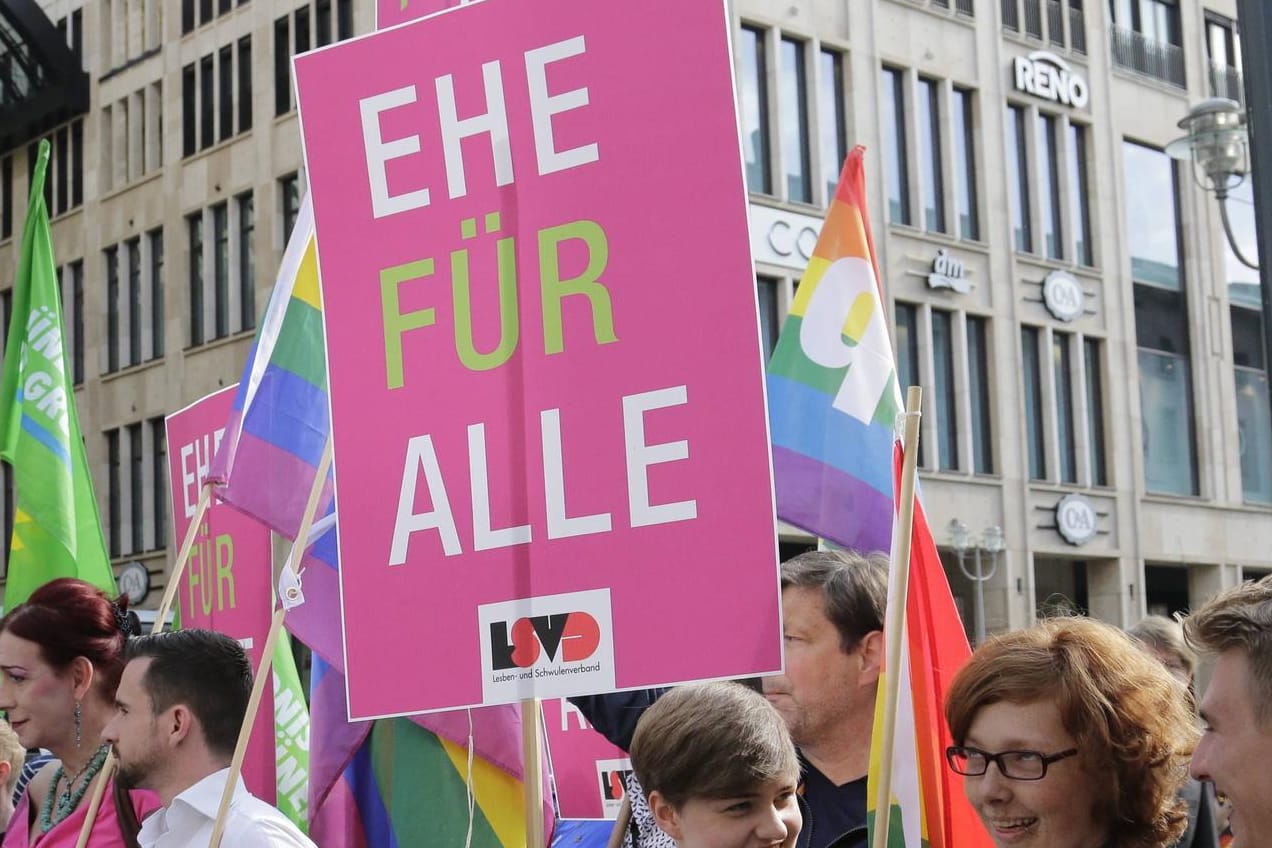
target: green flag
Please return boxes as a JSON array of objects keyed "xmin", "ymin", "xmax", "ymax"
[
  {"xmin": 272, "ymin": 632, "xmax": 310, "ymax": 833},
  {"xmin": 0, "ymin": 139, "xmax": 115, "ymax": 609}
]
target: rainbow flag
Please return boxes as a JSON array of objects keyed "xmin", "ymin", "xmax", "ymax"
[
  {"xmin": 210, "ymin": 192, "xmax": 551, "ymax": 845},
  {"xmin": 765, "ymin": 148, "xmax": 988, "ymax": 848}
]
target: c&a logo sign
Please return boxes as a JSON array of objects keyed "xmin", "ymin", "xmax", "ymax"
[
  {"xmin": 478, "ymin": 589, "xmax": 616, "ymax": 703},
  {"xmin": 490, "ymin": 612, "xmax": 600, "ymax": 670}
]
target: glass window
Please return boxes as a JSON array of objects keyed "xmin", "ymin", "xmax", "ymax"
[
  {"xmin": 149, "ymin": 228, "xmax": 164, "ymax": 358},
  {"xmin": 108, "ymin": 430, "xmax": 121, "ymax": 558},
  {"xmin": 337, "ymin": 0, "xmax": 353, "ymax": 40},
  {"xmin": 218, "ymin": 46, "xmax": 233, "ymax": 142},
  {"xmin": 106, "ymin": 247, "xmax": 119, "ymax": 374},
  {"xmin": 281, "ymin": 173, "xmax": 301, "ymax": 242},
  {"xmin": 757, "ymin": 276, "xmax": 779, "ymax": 358},
  {"xmin": 182, "ymin": 64, "xmax": 196, "ymax": 157},
  {"xmin": 1139, "ymin": 349, "xmax": 1198, "ymax": 495},
  {"xmin": 780, "ymin": 38, "xmax": 811, "ymax": 203},
  {"xmin": 918, "ymin": 77, "xmax": 946, "ymax": 233},
  {"xmin": 967, "ymin": 315, "xmax": 993, "ymax": 474},
  {"xmin": 1022, "ymin": 326, "xmax": 1047, "ymax": 479},
  {"xmin": 213, "ymin": 202, "xmax": 229, "ymax": 339},
  {"xmin": 1068, "ymin": 123, "xmax": 1093, "ymax": 265},
  {"xmin": 1233, "ymin": 304, "xmax": 1270, "ymax": 504},
  {"xmin": 895, "ymin": 302, "xmax": 925, "ymax": 467},
  {"xmin": 952, "ymin": 87, "xmax": 979, "ymax": 240},
  {"xmin": 127, "ymin": 238, "xmax": 141, "ymax": 367},
  {"xmin": 1038, "ymin": 113, "xmax": 1063, "ymax": 260},
  {"xmin": 818, "ymin": 50, "xmax": 847, "ymax": 202},
  {"xmin": 1084, "ymin": 338, "xmax": 1107, "ymax": 485},
  {"xmin": 129, "ymin": 423, "xmax": 143, "ymax": 553},
  {"xmin": 932, "ymin": 309, "xmax": 959, "ymax": 471},
  {"xmin": 1223, "ymin": 180, "xmax": 1259, "ymax": 299},
  {"xmin": 1124, "ymin": 141, "xmax": 1181, "ymax": 289},
  {"xmin": 1, "ymin": 155, "xmax": 11, "ymax": 240},
  {"xmin": 739, "ymin": 27, "xmax": 771, "ymax": 195},
  {"xmin": 274, "ymin": 16, "xmax": 291, "ymax": 116},
  {"xmin": 200, "ymin": 55, "xmax": 214, "ymax": 150},
  {"xmin": 188, "ymin": 213, "xmax": 204, "ymax": 346},
  {"xmin": 317, "ymin": 0, "xmax": 333, "ymax": 46},
  {"xmin": 1008, "ymin": 105, "xmax": 1032, "ymax": 252},
  {"xmin": 70, "ymin": 261, "xmax": 83, "ymax": 383},
  {"xmin": 881, "ymin": 67, "xmax": 910, "ymax": 225},
  {"xmin": 238, "ymin": 37, "xmax": 252, "ymax": 133},
  {"xmin": 296, "ymin": 6, "xmax": 311, "ymax": 55},
  {"xmin": 151, "ymin": 418, "xmax": 167, "ymax": 548},
  {"xmin": 239, "ymin": 191, "xmax": 255, "ymax": 331},
  {"xmin": 1053, "ymin": 332, "xmax": 1077, "ymax": 483}
]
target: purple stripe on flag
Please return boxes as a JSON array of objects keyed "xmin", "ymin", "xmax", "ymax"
[
  {"xmin": 772, "ymin": 446, "xmax": 893, "ymax": 553},
  {"xmin": 216, "ymin": 429, "xmax": 334, "ymax": 538},
  {"xmin": 309, "ymin": 657, "xmax": 372, "ymax": 813},
  {"xmin": 286, "ymin": 546, "xmax": 344, "ymax": 672}
]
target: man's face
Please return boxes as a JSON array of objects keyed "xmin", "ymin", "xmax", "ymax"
[
  {"xmin": 761, "ymin": 586, "xmax": 875, "ymax": 745},
  {"xmin": 101, "ymin": 658, "xmax": 164, "ymax": 789},
  {"xmin": 1191, "ymin": 649, "xmax": 1272, "ymax": 842}
]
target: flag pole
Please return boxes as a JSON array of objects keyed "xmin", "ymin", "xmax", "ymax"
[
  {"xmin": 207, "ymin": 436, "xmax": 333, "ymax": 848},
  {"xmin": 871, "ymin": 386, "xmax": 923, "ymax": 848},
  {"xmin": 522, "ymin": 698, "xmax": 546, "ymax": 848},
  {"xmin": 74, "ymin": 481, "xmax": 216, "ymax": 848}
]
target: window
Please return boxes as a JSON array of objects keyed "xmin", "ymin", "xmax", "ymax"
[
  {"xmin": 739, "ymin": 26, "xmax": 770, "ymax": 195},
  {"xmin": 1205, "ymin": 14, "xmax": 1243, "ymax": 102},
  {"xmin": 1110, "ymin": 0, "xmax": 1184, "ymax": 87},
  {"xmin": 238, "ymin": 191, "xmax": 255, "ymax": 330},
  {"xmin": 276, "ymin": 1, "xmax": 358, "ymax": 116},
  {"xmin": 952, "ymin": 87, "xmax": 979, "ymax": 240},
  {"xmin": 757, "ymin": 276, "xmax": 780, "ymax": 358},
  {"xmin": 1085, "ymin": 338, "xmax": 1107, "ymax": 486},
  {"xmin": 1007, "ymin": 105, "xmax": 1032, "ymax": 252},
  {"xmin": 189, "ymin": 212, "xmax": 204, "ymax": 346},
  {"xmin": 881, "ymin": 67, "xmax": 910, "ymax": 225},
  {"xmin": 1003, "ymin": 0, "xmax": 1085, "ymax": 52},
  {"xmin": 1022, "ymin": 326, "xmax": 1047, "ymax": 479},
  {"xmin": 780, "ymin": 38, "xmax": 811, "ymax": 203},
  {"xmin": 184, "ymin": 40, "xmax": 254, "ymax": 157},
  {"xmin": 1224, "ymin": 181, "xmax": 1268, "ymax": 504},
  {"xmin": 1053, "ymin": 332, "xmax": 1078, "ymax": 483},
  {"xmin": 103, "ymin": 236, "xmax": 165, "ymax": 373},
  {"xmin": 184, "ymin": 0, "xmax": 241, "ymax": 34},
  {"xmin": 189, "ymin": 194, "xmax": 257, "ymax": 346},
  {"xmin": 26, "ymin": 121, "xmax": 84, "ymax": 217},
  {"xmin": 149, "ymin": 228, "xmax": 165, "ymax": 358},
  {"xmin": 1010, "ymin": 104, "xmax": 1094, "ymax": 264},
  {"xmin": 280, "ymin": 172, "xmax": 303, "ymax": 242},
  {"xmin": 967, "ymin": 316, "xmax": 993, "ymax": 474},
  {"xmin": 1, "ymin": 155, "xmax": 10, "ymax": 240},
  {"xmin": 818, "ymin": 50, "xmax": 847, "ymax": 201},
  {"xmin": 1124, "ymin": 140, "xmax": 1196, "ymax": 496},
  {"xmin": 897, "ymin": 303, "xmax": 994, "ymax": 475},
  {"xmin": 100, "ymin": 83, "xmax": 164, "ymax": 191},
  {"xmin": 65, "ymin": 261, "xmax": 84, "ymax": 384},
  {"xmin": 106, "ymin": 421, "xmax": 168, "ymax": 556},
  {"xmin": 917, "ymin": 77, "xmax": 946, "ymax": 233}
]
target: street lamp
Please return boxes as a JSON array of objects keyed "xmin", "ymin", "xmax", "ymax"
[
  {"xmin": 947, "ymin": 520, "xmax": 1004, "ymax": 646},
  {"xmin": 1166, "ymin": 97, "xmax": 1257, "ymax": 269}
]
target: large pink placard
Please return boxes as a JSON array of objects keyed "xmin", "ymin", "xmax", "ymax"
[
  {"xmin": 375, "ymin": 0, "xmax": 457, "ymax": 29},
  {"xmin": 165, "ymin": 386, "xmax": 276, "ymax": 801},
  {"xmin": 295, "ymin": 0, "xmax": 780, "ymax": 718}
]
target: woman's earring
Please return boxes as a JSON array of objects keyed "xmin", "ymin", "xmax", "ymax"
[{"xmin": 74, "ymin": 701, "xmax": 82, "ymax": 748}]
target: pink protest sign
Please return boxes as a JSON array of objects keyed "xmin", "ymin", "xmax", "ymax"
[
  {"xmin": 375, "ymin": 0, "xmax": 458, "ymax": 30},
  {"xmin": 543, "ymin": 699, "xmax": 631, "ymax": 820},
  {"xmin": 294, "ymin": 0, "xmax": 780, "ymax": 718},
  {"xmin": 165, "ymin": 385, "xmax": 277, "ymax": 802}
]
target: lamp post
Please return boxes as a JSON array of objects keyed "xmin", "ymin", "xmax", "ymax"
[{"xmin": 947, "ymin": 520, "xmax": 1004, "ymax": 646}]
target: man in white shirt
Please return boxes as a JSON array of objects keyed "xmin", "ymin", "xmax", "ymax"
[{"xmin": 102, "ymin": 629, "xmax": 316, "ymax": 848}]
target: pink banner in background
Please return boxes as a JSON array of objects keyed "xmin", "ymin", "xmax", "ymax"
[
  {"xmin": 543, "ymin": 699, "xmax": 631, "ymax": 820},
  {"xmin": 165, "ymin": 385, "xmax": 277, "ymax": 802}
]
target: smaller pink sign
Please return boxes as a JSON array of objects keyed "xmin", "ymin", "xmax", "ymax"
[
  {"xmin": 165, "ymin": 385, "xmax": 276, "ymax": 803},
  {"xmin": 375, "ymin": 0, "xmax": 459, "ymax": 30},
  {"xmin": 543, "ymin": 699, "xmax": 631, "ymax": 820}
]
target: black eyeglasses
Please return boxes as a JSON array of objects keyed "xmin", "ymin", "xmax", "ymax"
[{"xmin": 945, "ymin": 746, "xmax": 1078, "ymax": 781}]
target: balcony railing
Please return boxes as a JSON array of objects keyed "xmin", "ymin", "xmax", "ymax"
[
  {"xmin": 1209, "ymin": 62, "xmax": 1245, "ymax": 104},
  {"xmin": 1110, "ymin": 25, "xmax": 1185, "ymax": 88},
  {"xmin": 1069, "ymin": 6, "xmax": 1086, "ymax": 53}
]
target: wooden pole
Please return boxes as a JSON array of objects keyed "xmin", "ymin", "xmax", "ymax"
[
  {"xmin": 522, "ymin": 698, "xmax": 546, "ymax": 848},
  {"xmin": 74, "ymin": 482, "xmax": 215, "ymax": 848},
  {"xmin": 207, "ymin": 437, "xmax": 333, "ymax": 848},
  {"xmin": 870, "ymin": 386, "xmax": 923, "ymax": 848},
  {"xmin": 604, "ymin": 794, "xmax": 632, "ymax": 848}
]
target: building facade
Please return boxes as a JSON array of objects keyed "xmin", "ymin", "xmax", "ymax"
[{"xmin": 0, "ymin": 0, "xmax": 1266, "ymax": 634}]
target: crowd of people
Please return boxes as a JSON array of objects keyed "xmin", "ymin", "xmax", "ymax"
[{"xmin": 0, "ymin": 557, "xmax": 1266, "ymax": 848}]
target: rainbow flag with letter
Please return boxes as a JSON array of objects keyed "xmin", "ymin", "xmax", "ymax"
[
  {"xmin": 765, "ymin": 147, "xmax": 988, "ymax": 848},
  {"xmin": 210, "ymin": 192, "xmax": 551, "ymax": 846}
]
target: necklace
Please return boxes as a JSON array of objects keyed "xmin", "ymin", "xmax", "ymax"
[{"xmin": 38, "ymin": 745, "xmax": 110, "ymax": 833}]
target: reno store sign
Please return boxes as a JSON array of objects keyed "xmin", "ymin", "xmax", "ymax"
[{"xmin": 1012, "ymin": 50, "xmax": 1089, "ymax": 109}]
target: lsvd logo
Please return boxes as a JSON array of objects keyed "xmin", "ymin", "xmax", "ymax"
[{"xmin": 490, "ymin": 612, "xmax": 601, "ymax": 670}]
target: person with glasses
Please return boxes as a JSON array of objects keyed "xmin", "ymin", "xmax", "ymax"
[{"xmin": 943, "ymin": 617, "xmax": 1198, "ymax": 848}]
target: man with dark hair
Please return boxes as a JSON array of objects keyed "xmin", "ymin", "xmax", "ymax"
[
  {"xmin": 573, "ymin": 549, "xmax": 885, "ymax": 848},
  {"xmin": 1183, "ymin": 575, "xmax": 1272, "ymax": 846},
  {"xmin": 102, "ymin": 630, "xmax": 315, "ymax": 847}
]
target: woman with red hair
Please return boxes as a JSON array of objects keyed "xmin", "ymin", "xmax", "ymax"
[{"xmin": 0, "ymin": 579, "xmax": 160, "ymax": 847}]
